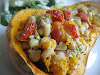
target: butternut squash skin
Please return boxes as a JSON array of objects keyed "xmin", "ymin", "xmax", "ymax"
[{"xmin": 6, "ymin": 1, "xmax": 100, "ymax": 75}]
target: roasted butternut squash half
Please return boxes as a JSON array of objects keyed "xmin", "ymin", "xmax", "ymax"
[{"xmin": 6, "ymin": 1, "xmax": 100, "ymax": 75}]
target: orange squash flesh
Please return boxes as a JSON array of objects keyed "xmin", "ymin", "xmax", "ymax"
[{"xmin": 6, "ymin": 1, "xmax": 100, "ymax": 75}]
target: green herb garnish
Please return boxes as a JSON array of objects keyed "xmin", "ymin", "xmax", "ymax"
[
  {"xmin": 47, "ymin": 0, "xmax": 55, "ymax": 7},
  {"xmin": 29, "ymin": 0, "xmax": 40, "ymax": 9},
  {"xmin": 1, "ymin": 11, "xmax": 15, "ymax": 26}
]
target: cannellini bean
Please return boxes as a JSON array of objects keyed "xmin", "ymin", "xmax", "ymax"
[
  {"xmin": 67, "ymin": 41, "xmax": 77, "ymax": 50},
  {"xmin": 84, "ymin": 30, "xmax": 90, "ymax": 37},
  {"xmin": 40, "ymin": 37, "xmax": 50, "ymax": 42},
  {"xmin": 73, "ymin": 16, "xmax": 81, "ymax": 20},
  {"xmin": 71, "ymin": 8, "xmax": 78, "ymax": 15},
  {"xmin": 66, "ymin": 49, "xmax": 74, "ymax": 58},
  {"xmin": 21, "ymin": 41, "xmax": 30, "ymax": 49},
  {"xmin": 41, "ymin": 37, "xmax": 56, "ymax": 59},
  {"xmin": 29, "ymin": 35, "xmax": 34, "ymax": 39},
  {"xmin": 80, "ymin": 25, "xmax": 86, "ymax": 35},
  {"xmin": 53, "ymin": 55, "xmax": 66, "ymax": 61},
  {"xmin": 56, "ymin": 51, "xmax": 66, "ymax": 57},
  {"xmin": 55, "ymin": 42, "xmax": 67, "ymax": 51},
  {"xmin": 82, "ymin": 22, "xmax": 89, "ymax": 29},
  {"xmin": 79, "ymin": 45, "xmax": 87, "ymax": 53},
  {"xmin": 43, "ymin": 23, "xmax": 51, "ymax": 37},
  {"xmin": 74, "ymin": 19, "xmax": 81, "ymax": 25},
  {"xmin": 74, "ymin": 19, "xmax": 81, "ymax": 27},
  {"xmin": 38, "ymin": 28, "xmax": 43, "ymax": 35},
  {"xmin": 29, "ymin": 39, "xmax": 39, "ymax": 48},
  {"xmin": 28, "ymin": 49, "xmax": 41, "ymax": 62},
  {"xmin": 16, "ymin": 31, "xmax": 23, "ymax": 41},
  {"xmin": 75, "ymin": 38, "xmax": 82, "ymax": 46},
  {"xmin": 41, "ymin": 48, "xmax": 54, "ymax": 59}
]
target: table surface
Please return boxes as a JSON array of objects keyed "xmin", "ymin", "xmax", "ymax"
[{"xmin": 0, "ymin": 0, "xmax": 100, "ymax": 75}]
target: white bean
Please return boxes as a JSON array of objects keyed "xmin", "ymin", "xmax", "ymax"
[
  {"xmin": 71, "ymin": 8, "xmax": 78, "ymax": 15},
  {"xmin": 53, "ymin": 55, "xmax": 66, "ymax": 61},
  {"xmin": 29, "ymin": 39, "xmax": 39, "ymax": 48},
  {"xmin": 79, "ymin": 45, "xmax": 86, "ymax": 53},
  {"xmin": 84, "ymin": 30, "xmax": 90, "ymax": 37},
  {"xmin": 55, "ymin": 42, "xmax": 67, "ymax": 51},
  {"xmin": 28, "ymin": 49, "xmax": 41, "ymax": 62},
  {"xmin": 80, "ymin": 25, "xmax": 86, "ymax": 35},
  {"xmin": 38, "ymin": 28, "xmax": 43, "ymax": 35},
  {"xmin": 75, "ymin": 38, "xmax": 82, "ymax": 46},
  {"xmin": 29, "ymin": 35, "xmax": 34, "ymax": 39},
  {"xmin": 67, "ymin": 41, "xmax": 77, "ymax": 50},
  {"xmin": 56, "ymin": 51, "xmax": 66, "ymax": 57},
  {"xmin": 41, "ymin": 48, "xmax": 54, "ymax": 59},
  {"xmin": 74, "ymin": 19, "xmax": 81, "ymax": 26},
  {"xmin": 82, "ymin": 22, "xmax": 89, "ymax": 29},
  {"xmin": 43, "ymin": 23, "xmax": 51, "ymax": 37}
]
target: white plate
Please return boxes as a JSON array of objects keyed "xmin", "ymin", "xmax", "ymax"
[{"xmin": 0, "ymin": 25, "xmax": 20, "ymax": 75}]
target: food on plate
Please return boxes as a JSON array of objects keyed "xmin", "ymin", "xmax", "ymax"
[{"xmin": 6, "ymin": 1, "xmax": 100, "ymax": 75}]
